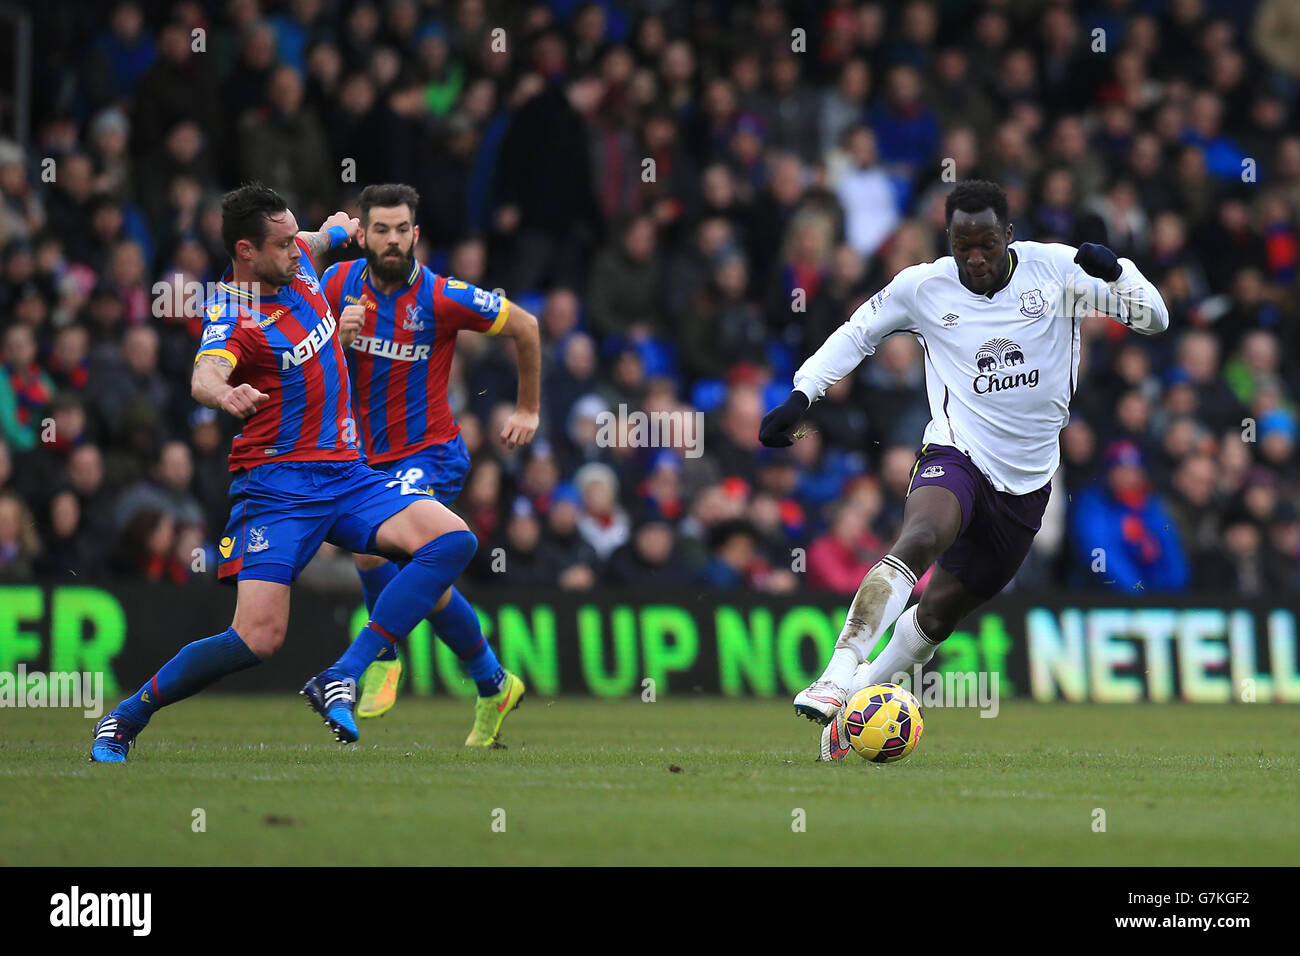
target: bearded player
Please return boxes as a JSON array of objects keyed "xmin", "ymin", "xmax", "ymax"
[
  {"xmin": 91, "ymin": 182, "xmax": 488, "ymax": 760},
  {"xmin": 759, "ymin": 180, "xmax": 1170, "ymax": 760},
  {"xmin": 321, "ymin": 183, "xmax": 539, "ymax": 746}
]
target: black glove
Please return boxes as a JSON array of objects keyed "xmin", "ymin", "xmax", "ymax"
[
  {"xmin": 1074, "ymin": 243, "xmax": 1122, "ymax": 282},
  {"xmin": 759, "ymin": 390, "xmax": 811, "ymax": 447}
]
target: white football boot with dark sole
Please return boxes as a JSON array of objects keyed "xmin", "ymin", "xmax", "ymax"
[{"xmin": 793, "ymin": 679, "xmax": 848, "ymax": 725}]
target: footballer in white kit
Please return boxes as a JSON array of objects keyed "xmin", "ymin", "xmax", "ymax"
[{"xmin": 758, "ymin": 180, "xmax": 1169, "ymax": 759}]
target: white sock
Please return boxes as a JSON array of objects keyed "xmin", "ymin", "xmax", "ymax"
[
  {"xmin": 819, "ymin": 555, "xmax": 917, "ymax": 688},
  {"xmin": 851, "ymin": 604, "xmax": 940, "ymax": 694}
]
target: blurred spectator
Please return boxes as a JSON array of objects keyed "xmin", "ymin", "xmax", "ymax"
[
  {"xmin": 833, "ymin": 126, "xmax": 900, "ymax": 261},
  {"xmin": 493, "ymin": 497, "xmax": 558, "ymax": 588},
  {"xmin": 0, "ymin": 491, "xmax": 40, "ymax": 580},
  {"xmin": 0, "ymin": 323, "xmax": 54, "ymax": 452},
  {"xmin": 604, "ymin": 516, "xmax": 690, "ymax": 588},
  {"xmin": 114, "ymin": 439, "xmax": 205, "ymax": 532},
  {"xmin": 85, "ymin": 2, "xmax": 157, "ymax": 107},
  {"xmin": 1070, "ymin": 440, "xmax": 1189, "ymax": 592},
  {"xmin": 133, "ymin": 23, "xmax": 220, "ymax": 157},
  {"xmin": 34, "ymin": 487, "xmax": 105, "ymax": 579},
  {"xmin": 694, "ymin": 517, "xmax": 762, "ymax": 590},
  {"xmin": 109, "ymin": 508, "xmax": 187, "ymax": 582},
  {"xmin": 587, "ymin": 214, "xmax": 661, "ymax": 339},
  {"xmin": 87, "ymin": 323, "xmax": 177, "ymax": 445},
  {"xmin": 238, "ymin": 66, "xmax": 332, "ymax": 212},
  {"xmin": 574, "ymin": 462, "xmax": 630, "ymax": 560},
  {"xmin": 807, "ymin": 498, "xmax": 886, "ymax": 593},
  {"xmin": 540, "ymin": 488, "xmax": 599, "ymax": 590}
]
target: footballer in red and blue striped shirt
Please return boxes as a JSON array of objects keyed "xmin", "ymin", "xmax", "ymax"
[
  {"xmin": 321, "ymin": 256, "xmax": 505, "ymax": 469},
  {"xmin": 91, "ymin": 183, "xmax": 518, "ymax": 762},
  {"xmin": 198, "ymin": 237, "xmax": 358, "ymax": 472},
  {"xmin": 320, "ymin": 183, "xmax": 541, "ymax": 723}
]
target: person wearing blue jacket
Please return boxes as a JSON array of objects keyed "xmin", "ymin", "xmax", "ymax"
[{"xmin": 1070, "ymin": 439, "xmax": 1190, "ymax": 591}]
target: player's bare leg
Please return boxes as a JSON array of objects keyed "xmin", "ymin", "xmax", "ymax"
[
  {"xmin": 795, "ymin": 485, "xmax": 962, "ymax": 723},
  {"xmin": 92, "ymin": 580, "xmax": 289, "ymax": 762},
  {"xmin": 231, "ymin": 580, "xmax": 293, "ymax": 658}
]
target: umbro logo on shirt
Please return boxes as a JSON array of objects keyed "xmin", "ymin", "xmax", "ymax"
[{"xmin": 941, "ymin": 313, "xmax": 959, "ymax": 327}]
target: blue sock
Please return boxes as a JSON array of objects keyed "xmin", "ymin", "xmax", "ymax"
[
  {"xmin": 115, "ymin": 627, "xmax": 260, "ymax": 725},
  {"xmin": 334, "ymin": 624, "xmax": 397, "ymax": 682},
  {"xmin": 357, "ymin": 561, "xmax": 400, "ymax": 661},
  {"xmin": 430, "ymin": 588, "xmax": 505, "ymax": 696},
  {"xmin": 332, "ymin": 530, "xmax": 478, "ymax": 682},
  {"xmin": 358, "ymin": 561, "xmax": 399, "ymax": 614}
]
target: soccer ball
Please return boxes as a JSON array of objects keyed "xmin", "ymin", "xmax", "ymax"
[{"xmin": 842, "ymin": 683, "xmax": 924, "ymax": 762}]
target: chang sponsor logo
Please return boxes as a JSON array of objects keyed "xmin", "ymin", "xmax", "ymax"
[{"xmin": 972, "ymin": 337, "xmax": 1038, "ymax": 394}]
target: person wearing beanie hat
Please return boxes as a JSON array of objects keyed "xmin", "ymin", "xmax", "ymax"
[{"xmin": 1069, "ymin": 439, "xmax": 1189, "ymax": 592}]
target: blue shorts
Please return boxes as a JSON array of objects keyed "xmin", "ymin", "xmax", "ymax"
[
  {"xmin": 217, "ymin": 459, "xmax": 432, "ymax": 584},
  {"xmin": 370, "ymin": 435, "xmax": 470, "ymax": 505}
]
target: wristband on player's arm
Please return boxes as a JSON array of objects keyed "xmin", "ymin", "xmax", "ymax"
[
  {"xmin": 326, "ymin": 225, "xmax": 351, "ymax": 248},
  {"xmin": 759, "ymin": 389, "xmax": 811, "ymax": 447}
]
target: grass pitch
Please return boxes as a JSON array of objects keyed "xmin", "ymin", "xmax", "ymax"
[{"xmin": 2, "ymin": 696, "xmax": 1296, "ymax": 865}]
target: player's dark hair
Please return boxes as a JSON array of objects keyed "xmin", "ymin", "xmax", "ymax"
[
  {"xmin": 220, "ymin": 182, "xmax": 289, "ymax": 258},
  {"xmin": 358, "ymin": 183, "xmax": 420, "ymax": 226},
  {"xmin": 945, "ymin": 179, "xmax": 1009, "ymax": 228}
]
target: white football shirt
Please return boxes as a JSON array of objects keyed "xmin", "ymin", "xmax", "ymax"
[{"xmin": 793, "ymin": 240, "xmax": 1169, "ymax": 494}]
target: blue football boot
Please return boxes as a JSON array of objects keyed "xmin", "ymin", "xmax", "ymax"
[
  {"xmin": 300, "ymin": 670, "xmax": 359, "ymax": 743},
  {"xmin": 90, "ymin": 713, "xmax": 145, "ymax": 762}
]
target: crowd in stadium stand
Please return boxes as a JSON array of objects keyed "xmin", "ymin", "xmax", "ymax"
[{"xmin": 2, "ymin": 0, "xmax": 1299, "ymax": 596}]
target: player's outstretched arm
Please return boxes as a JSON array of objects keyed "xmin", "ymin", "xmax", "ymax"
[
  {"xmin": 494, "ymin": 303, "xmax": 541, "ymax": 449},
  {"xmin": 192, "ymin": 354, "xmax": 268, "ymax": 419},
  {"xmin": 762, "ymin": 272, "xmax": 917, "ymax": 446},
  {"xmin": 761, "ymin": 308, "xmax": 872, "ymax": 446},
  {"xmin": 298, "ymin": 212, "xmax": 361, "ymax": 270},
  {"xmin": 1073, "ymin": 243, "xmax": 1169, "ymax": 335}
]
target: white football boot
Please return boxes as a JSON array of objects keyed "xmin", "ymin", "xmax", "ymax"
[
  {"xmin": 793, "ymin": 679, "xmax": 848, "ymax": 724},
  {"xmin": 818, "ymin": 706, "xmax": 852, "ymax": 761}
]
